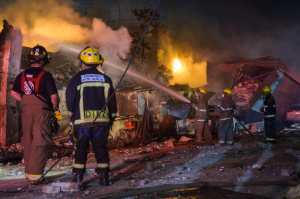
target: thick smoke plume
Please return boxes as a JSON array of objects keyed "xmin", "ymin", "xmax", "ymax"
[
  {"xmin": 0, "ymin": 0, "xmax": 132, "ymax": 60},
  {"xmin": 90, "ymin": 19, "xmax": 132, "ymax": 60},
  {"xmin": 0, "ymin": 0, "xmax": 133, "ymax": 85},
  {"xmin": 0, "ymin": 0, "xmax": 89, "ymax": 50}
]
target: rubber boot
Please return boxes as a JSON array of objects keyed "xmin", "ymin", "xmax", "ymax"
[{"xmin": 97, "ymin": 168, "xmax": 110, "ymax": 186}]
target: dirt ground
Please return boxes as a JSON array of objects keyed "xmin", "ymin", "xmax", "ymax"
[{"xmin": 1, "ymin": 132, "xmax": 300, "ymax": 199}]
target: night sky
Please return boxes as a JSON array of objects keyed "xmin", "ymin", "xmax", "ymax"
[
  {"xmin": 155, "ymin": 0, "xmax": 300, "ymax": 66},
  {"xmin": 3, "ymin": 0, "xmax": 300, "ymax": 68}
]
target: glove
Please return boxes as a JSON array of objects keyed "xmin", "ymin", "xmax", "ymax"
[
  {"xmin": 64, "ymin": 122, "xmax": 74, "ymax": 136},
  {"xmin": 55, "ymin": 111, "xmax": 62, "ymax": 121}
]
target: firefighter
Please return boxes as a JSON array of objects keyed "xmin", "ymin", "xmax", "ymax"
[
  {"xmin": 217, "ymin": 88, "xmax": 235, "ymax": 145},
  {"xmin": 193, "ymin": 88, "xmax": 212, "ymax": 143},
  {"xmin": 10, "ymin": 45, "xmax": 60, "ymax": 184},
  {"xmin": 261, "ymin": 86, "xmax": 276, "ymax": 142},
  {"xmin": 66, "ymin": 47, "xmax": 117, "ymax": 186}
]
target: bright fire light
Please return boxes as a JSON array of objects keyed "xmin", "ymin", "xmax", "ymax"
[
  {"xmin": 158, "ymin": 33, "xmax": 208, "ymax": 88},
  {"xmin": 172, "ymin": 58, "xmax": 183, "ymax": 72}
]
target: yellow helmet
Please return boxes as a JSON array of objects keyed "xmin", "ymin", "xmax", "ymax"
[
  {"xmin": 199, "ymin": 88, "xmax": 207, "ymax": 94},
  {"xmin": 223, "ymin": 88, "xmax": 232, "ymax": 95},
  {"xmin": 79, "ymin": 47, "xmax": 104, "ymax": 66},
  {"xmin": 262, "ymin": 86, "xmax": 271, "ymax": 94}
]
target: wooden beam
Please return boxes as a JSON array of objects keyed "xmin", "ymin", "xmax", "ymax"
[{"xmin": 0, "ymin": 41, "xmax": 11, "ymax": 146}]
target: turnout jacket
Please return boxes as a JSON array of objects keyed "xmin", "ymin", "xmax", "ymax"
[
  {"xmin": 193, "ymin": 92, "xmax": 209, "ymax": 121},
  {"xmin": 66, "ymin": 67, "xmax": 117, "ymax": 126},
  {"xmin": 263, "ymin": 94, "xmax": 276, "ymax": 118},
  {"xmin": 218, "ymin": 94, "xmax": 235, "ymax": 120}
]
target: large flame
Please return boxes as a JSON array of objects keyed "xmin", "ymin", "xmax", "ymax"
[{"xmin": 158, "ymin": 33, "xmax": 207, "ymax": 88}]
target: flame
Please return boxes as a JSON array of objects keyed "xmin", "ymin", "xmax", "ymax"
[
  {"xmin": 172, "ymin": 57, "xmax": 183, "ymax": 73},
  {"xmin": 158, "ymin": 33, "xmax": 207, "ymax": 88}
]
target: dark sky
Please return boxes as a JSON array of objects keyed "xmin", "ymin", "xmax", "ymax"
[
  {"xmin": 136, "ymin": 0, "xmax": 299, "ymax": 68},
  {"xmin": 161, "ymin": 0, "xmax": 300, "ymax": 28},
  {"xmin": 5, "ymin": 0, "xmax": 300, "ymax": 67}
]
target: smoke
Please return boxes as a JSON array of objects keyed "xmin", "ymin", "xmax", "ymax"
[
  {"xmin": 0, "ymin": 0, "xmax": 133, "ymax": 84},
  {"xmin": 0, "ymin": 0, "xmax": 90, "ymax": 50},
  {"xmin": 0, "ymin": 0, "xmax": 132, "ymax": 61},
  {"xmin": 90, "ymin": 19, "xmax": 132, "ymax": 60},
  {"xmin": 89, "ymin": 18, "xmax": 132, "ymax": 83}
]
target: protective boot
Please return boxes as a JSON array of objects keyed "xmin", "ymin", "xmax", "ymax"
[{"xmin": 97, "ymin": 168, "xmax": 110, "ymax": 186}]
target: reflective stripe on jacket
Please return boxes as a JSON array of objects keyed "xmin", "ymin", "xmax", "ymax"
[
  {"xmin": 219, "ymin": 94, "xmax": 235, "ymax": 119},
  {"xmin": 66, "ymin": 68, "xmax": 117, "ymax": 126},
  {"xmin": 263, "ymin": 94, "xmax": 276, "ymax": 117},
  {"xmin": 194, "ymin": 92, "xmax": 209, "ymax": 120}
]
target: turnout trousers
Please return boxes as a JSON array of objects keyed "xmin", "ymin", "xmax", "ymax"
[
  {"xmin": 194, "ymin": 120, "xmax": 212, "ymax": 143},
  {"xmin": 264, "ymin": 117, "xmax": 276, "ymax": 139},
  {"xmin": 218, "ymin": 118, "xmax": 234, "ymax": 144},
  {"xmin": 20, "ymin": 95, "xmax": 52, "ymax": 181},
  {"xmin": 73, "ymin": 125, "xmax": 110, "ymax": 174}
]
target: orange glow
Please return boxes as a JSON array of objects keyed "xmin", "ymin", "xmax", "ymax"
[
  {"xmin": 158, "ymin": 33, "xmax": 207, "ymax": 88},
  {"xmin": 172, "ymin": 58, "xmax": 183, "ymax": 73},
  {"xmin": 0, "ymin": 0, "xmax": 90, "ymax": 51}
]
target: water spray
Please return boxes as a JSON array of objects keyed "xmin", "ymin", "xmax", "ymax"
[
  {"xmin": 60, "ymin": 43, "xmax": 191, "ymax": 104},
  {"xmin": 105, "ymin": 61, "xmax": 191, "ymax": 103}
]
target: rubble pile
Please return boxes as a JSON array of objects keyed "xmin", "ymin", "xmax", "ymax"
[{"xmin": 108, "ymin": 128, "xmax": 139, "ymax": 148}]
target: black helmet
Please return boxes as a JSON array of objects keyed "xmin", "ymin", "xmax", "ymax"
[{"xmin": 28, "ymin": 45, "xmax": 50, "ymax": 65}]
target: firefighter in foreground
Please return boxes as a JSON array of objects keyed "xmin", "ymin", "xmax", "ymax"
[
  {"xmin": 66, "ymin": 47, "xmax": 117, "ymax": 186},
  {"xmin": 10, "ymin": 45, "xmax": 60, "ymax": 183},
  {"xmin": 217, "ymin": 88, "xmax": 235, "ymax": 145},
  {"xmin": 193, "ymin": 88, "xmax": 212, "ymax": 143},
  {"xmin": 261, "ymin": 86, "xmax": 276, "ymax": 142}
]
